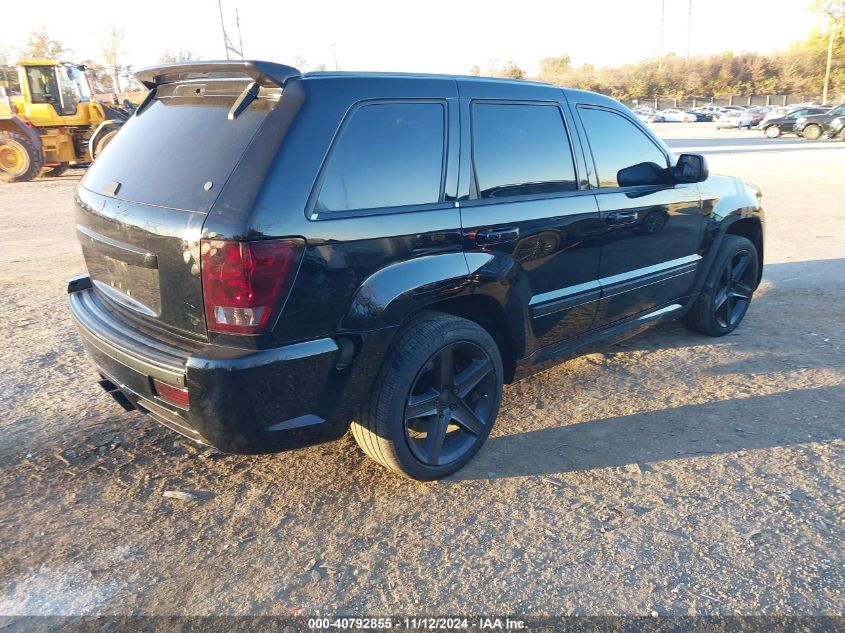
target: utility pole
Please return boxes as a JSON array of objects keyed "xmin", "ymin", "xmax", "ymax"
[
  {"xmin": 218, "ymin": 0, "xmax": 229, "ymax": 60},
  {"xmin": 236, "ymin": 8, "xmax": 244, "ymax": 59},
  {"xmin": 686, "ymin": 0, "xmax": 693, "ymax": 63},
  {"xmin": 822, "ymin": 25, "xmax": 836, "ymax": 104},
  {"xmin": 332, "ymin": 43, "xmax": 339, "ymax": 71},
  {"xmin": 658, "ymin": 0, "xmax": 665, "ymax": 72}
]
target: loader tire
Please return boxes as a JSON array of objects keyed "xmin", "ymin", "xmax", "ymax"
[{"xmin": 0, "ymin": 130, "xmax": 43, "ymax": 183}]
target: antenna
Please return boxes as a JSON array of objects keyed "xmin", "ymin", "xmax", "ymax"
[{"xmin": 217, "ymin": 0, "xmax": 244, "ymax": 60}]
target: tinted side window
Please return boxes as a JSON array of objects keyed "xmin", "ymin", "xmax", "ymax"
[
  {"xmin": 578, "ymin": 107, "xmax": 668, "ymax": 188},
  {"xmin": 316, "ymin": 102, "xmax": 445, "ymax": 213},
  {"xmin": 472, "ymin": 103, "xmax": 577, "ymax": 199}
]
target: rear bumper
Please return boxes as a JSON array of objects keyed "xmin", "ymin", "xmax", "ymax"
[{"xmin": 67, "ymin": 276, "xmax": 362, "ymax": 453}]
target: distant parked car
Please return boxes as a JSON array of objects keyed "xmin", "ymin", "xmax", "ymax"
[
  {"xmin": 687, "ymin": 112, "xmax": 714, "ymax": 122},
  {"xmin": 759, "ymin": 107, "xmax": 831, "ymax": 138},
  {"xmin": 746, "ymin": 108, "xmax": 771, "ymax": 126},
  {"xmin": 658, "ymin": 108, "xmax": 697, "ymax": 122},
  {"xmin": 827, "ymin": 115, "xmax": 845, "ymax": 140},
  {"xmin": 794, "ymin": 104, "xmax": 845, "ymax": 139},
  {"xmin": 758, "ymin": 106, "xmax": 795, "ymax": 127},
  {"xmin": 715, "ymin": 110, "xmax": 754, "ymax": 129}
]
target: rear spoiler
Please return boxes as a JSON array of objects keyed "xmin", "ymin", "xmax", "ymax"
[{"xmin": 134, "ymin": 60, "xmax": 301, "ymax": 90}]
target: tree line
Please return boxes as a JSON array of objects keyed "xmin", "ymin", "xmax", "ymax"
[
  {"xmin": 0, "ymin": 27, "xmax": 197, "ymax": 96},
  {"xmin": 477, "ymin": 2, "xmax": 844, "ymax": 100}
]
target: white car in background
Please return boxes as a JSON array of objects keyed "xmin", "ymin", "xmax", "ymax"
[
  {"xmin": 715, "ymin": 110, "xmax": 754, "ymax": 129},
  {"xmin": 656, "ymin": 108, "xmax": 697, "ymax": 122}
]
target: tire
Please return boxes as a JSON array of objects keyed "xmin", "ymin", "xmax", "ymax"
[
  {"xmin": 838, "ymin": 128, "xmax": 845, "ymax": 141},
  {"xmin": 351, "ymin": 312, "xmax": 504, "ymax": 480},
  {"xmin": 93, "ymin": 129, "xmax": 118, "ymax": 159},
  {"xmin": 802, "ymin": 124, "xmax": 822, "ymax": 141},
  {"xmin": 685, "ymin": 235, "xmax": 759, "ymax": 337},
  {"xmin": 765, "ymin": 125, "xmax": 781, "ymax": 138},
  {"xmin": 0, "ymin": 130, "xmax": 43, "ymax": 183},
  {"xmin": 44, "ymin": 162, "xmax": 70, "ymax": 177}
]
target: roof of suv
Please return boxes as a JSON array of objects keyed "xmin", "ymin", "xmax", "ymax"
[
  {"xmin": 300, "ymin": 70, "xmax": 555, "ymax": 89},
  {"xmin": 297, "ymin": 70, "xmax": 622, "ymax": 109}
]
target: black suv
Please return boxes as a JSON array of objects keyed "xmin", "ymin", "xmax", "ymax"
[
  {"xmin": 793, "ymin": 104, "xmax": 845, "ymax": 139},
  {"xmin": 759, "ymin": 106, "xmax": 830, "ymax": 138},
  {"xmin": 68, "ymin": 60, "xmax": 764, "ymax": 479}
]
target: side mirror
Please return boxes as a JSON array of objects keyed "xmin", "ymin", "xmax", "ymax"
[
  {"xmin": 617, "ymin": 161, "xmax": 665, "ymax": 187},
  {"xmin": 674, "ymin": 153, "xmax": 708, "ymax": 183}
]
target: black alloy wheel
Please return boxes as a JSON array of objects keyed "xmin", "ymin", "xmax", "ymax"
[
  {"xmin": 713, "ymin": 249, "xmax": 755, "ymax": 329},
  {"xmin": 352, "ymin": 312, "xmax": 504, "ymax": 479},
  {"xmin": 404, "ymin": 341, "xmax": 497, "ymax": 467},
  {"xmin": 685, "ymin": 235, "xmax": 759, "ymax": 337}
]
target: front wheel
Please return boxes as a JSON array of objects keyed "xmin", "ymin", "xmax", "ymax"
[
  {"xmin": 685, "ymin": 235, "xmax": 759, "ymax": 337},
  {"xmin": 803, "ymin": 124, "xmax": 822, "ymax": 140},
  {"xmin": 352, "ymin": 313, "xmax": 504, "ymax": 479},
  {"xmin": 765, "ymin": 125, "xmax": 781, "ymax": 138},
  {"xmin": 0, "ymin": 130, "xmax": 43, "ymax": 183}
]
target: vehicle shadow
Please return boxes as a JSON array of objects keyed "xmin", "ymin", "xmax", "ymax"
[
  {"xmin": 453, "ymin": 384, "xmax": 844, "ymax": 481},
  {"xmin": 451, "ymin": 258, "xmax": 845, "ymax": 482}
]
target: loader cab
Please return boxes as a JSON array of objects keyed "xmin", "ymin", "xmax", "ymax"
[{"xmin": 18, "ymin": 61, "xmax": 94, "ymax": 122}]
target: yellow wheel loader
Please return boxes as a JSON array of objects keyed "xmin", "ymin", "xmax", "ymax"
[{"xmin": 0, "ymin": 60, "xmax": 130, "ymax": 182}]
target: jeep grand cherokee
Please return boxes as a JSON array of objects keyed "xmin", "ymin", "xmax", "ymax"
[{"xmin": 68, "ymin": 60, "xmax": 764, "ymax": 479}]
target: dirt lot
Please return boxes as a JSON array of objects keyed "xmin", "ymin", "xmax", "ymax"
[{"xmin": 0, "ymin": 124, "xmax": 843, "ymax": 618}]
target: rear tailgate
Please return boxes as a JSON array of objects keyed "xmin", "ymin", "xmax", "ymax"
[{"xmin": 75, "ymin": 62, "xmax": 297, "ymax": 339}]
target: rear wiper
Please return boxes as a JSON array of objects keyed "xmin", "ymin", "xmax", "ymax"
[{"xmin": 228, "ymin": 81, "xmax": 260, "ymax": 120}]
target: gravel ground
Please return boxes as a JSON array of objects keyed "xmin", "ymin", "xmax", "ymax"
[{"xmin": 0, "ymin": 124, "xmax": 843, "ymax": 618}]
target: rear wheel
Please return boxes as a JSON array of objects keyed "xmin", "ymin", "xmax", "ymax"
[
  {"xmin": 765, "ymin": 125, "xmax": 781, "ymax": 138},
  {"xmin": 352, "ymin": 313, "xmax": 503, "ymax": 480},
  {"xmin": 803, "ymin": 124, "xmax": 822, "ymax": 140},
  {"xmin": 0, "ymin": 130, "xmax": 43, "ymax": 183},
  {"xmin": 685, "ymin": 235, "xmax": 759, "ymax": 337},
  {"xmin": 43, "ymin": 162, "xmax": 70, "ymax": 177}
]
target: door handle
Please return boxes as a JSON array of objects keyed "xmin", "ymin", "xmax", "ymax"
[
  {"xmin": 474, "ymin": 227, "xmax": 520, "ymax": 244},
  {"xmin": 606, "ymin": 211, "xmax": 639, "ymax": 226}
]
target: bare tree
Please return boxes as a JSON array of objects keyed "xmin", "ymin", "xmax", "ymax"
[
  {"xmin": 101, "ymin": 25, "xmax": 125, "ymax": 99},
  {"xmin": 22, "ymin": 28, "xmax": 66, "ymax": 60},
  {"xmin": 160, "ymin": 49, "xmax": 197, "ymax": 63},
  {"xmin": 497, "ymin": 61, "xmax": 526, "ymax": 80}
]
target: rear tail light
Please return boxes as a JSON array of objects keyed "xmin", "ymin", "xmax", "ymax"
[
  {"xmin": 152, "ymin": 379, "xmax": 190, "ymax": 409},
  {"xmin": 200, "ymin": 238, "xmax": 304, "ymax": 334}
]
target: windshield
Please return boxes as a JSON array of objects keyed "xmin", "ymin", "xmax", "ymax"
[{"xmin": 69, "ymin": 66, "xmax": 92, "ymax": 102}]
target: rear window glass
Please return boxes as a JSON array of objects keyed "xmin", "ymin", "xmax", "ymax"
[
  {"xmin": 315, "ymin": 102, "xmax": 445, "ymax": 213},
  {"xmin": 82, "ymin": 87, "xmax": 272, "ymax": 212}
]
